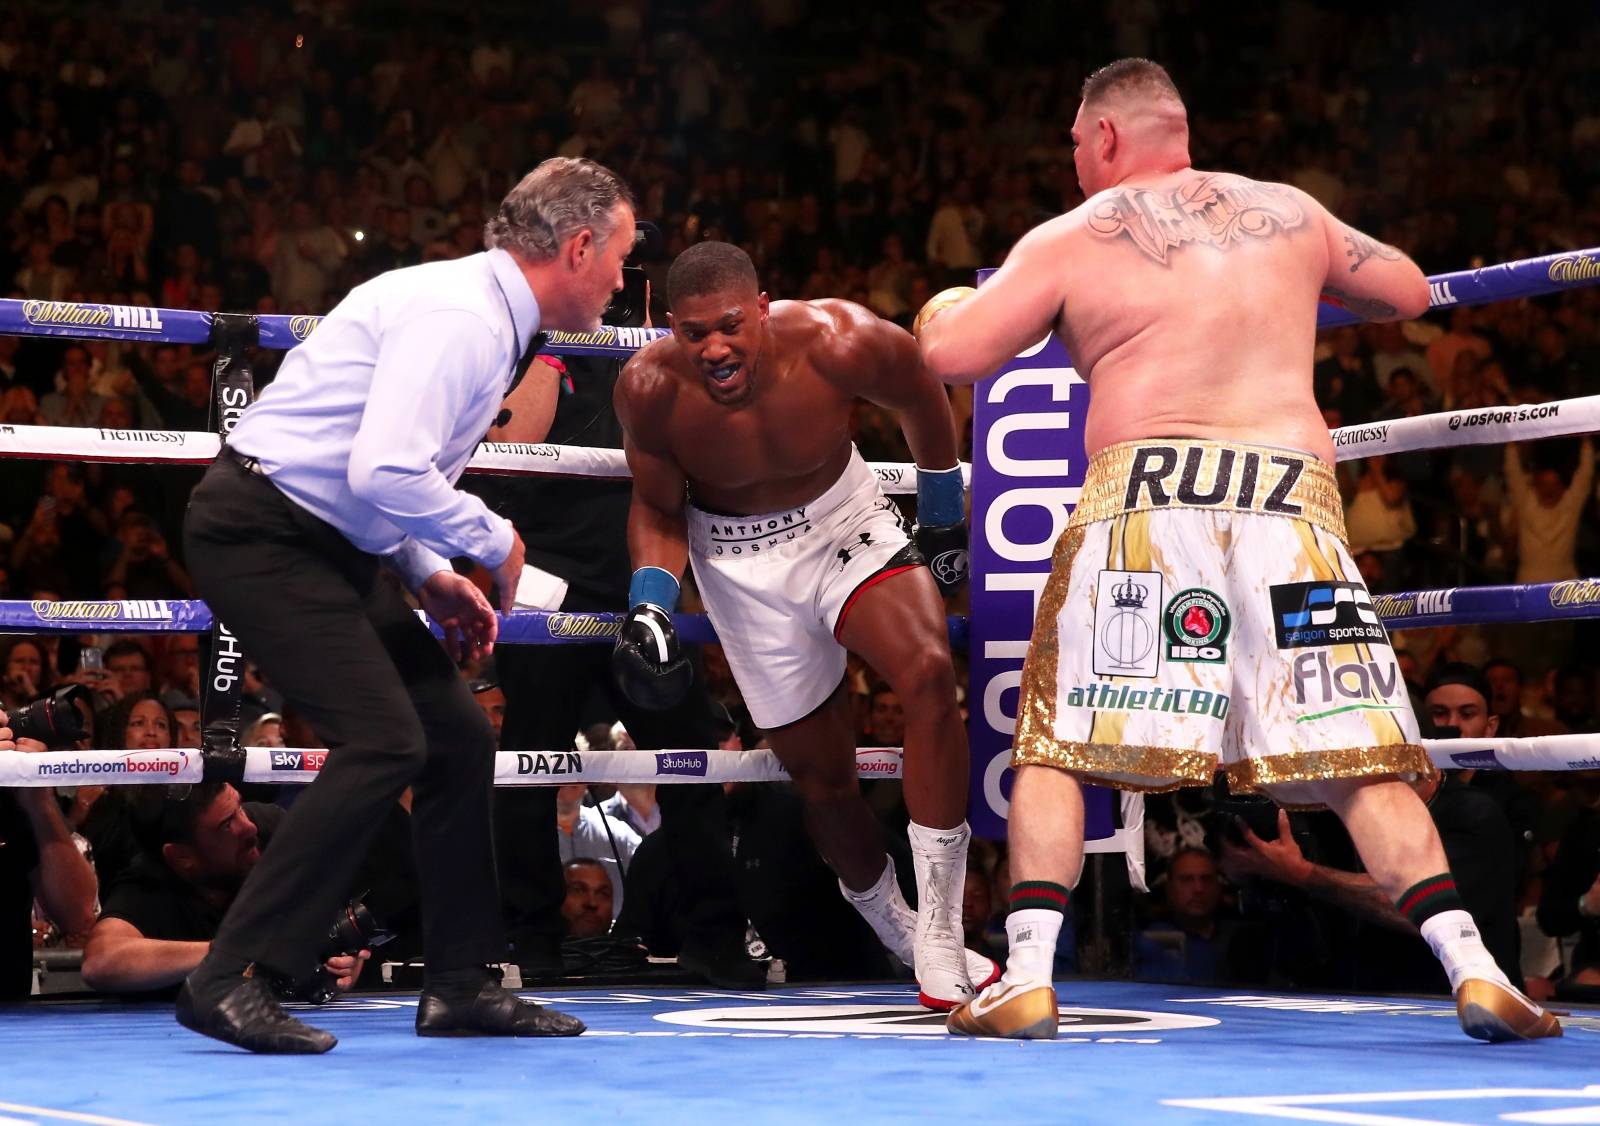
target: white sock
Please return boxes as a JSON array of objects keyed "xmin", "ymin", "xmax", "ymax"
[
  {"xmin": 1419, "ymin": 909, "xmax": 1511, "ymax": 992},
  {"xmin": 840, "ymin": 858, "xmax": 916, "ymax": 966},
  {"xmin": 1002, "ymin": 909, "xmax": 1060, "ymax": 989}
]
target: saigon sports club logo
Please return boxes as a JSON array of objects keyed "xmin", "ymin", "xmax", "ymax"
[
  {"xmin": 654, "ymin": 1000, "xmax": 1219, "ymax": 1037},
  {"xmin": 1094, "ymin": 570, "xmax": 1161, "ymax": 678},
  {"xmin": 1163, "ymin": 587, "xmax": 1229, "ymax": 663}
]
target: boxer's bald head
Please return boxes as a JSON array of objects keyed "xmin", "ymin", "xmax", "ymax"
[{"xmin": 1073, "ymin": 58, "xmax": 1191, "ymax": 197}]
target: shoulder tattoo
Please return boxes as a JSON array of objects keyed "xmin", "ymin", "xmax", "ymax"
[{"xmin": 1087, "ymin": 175, "xmax": 1306, "ymax": 266}]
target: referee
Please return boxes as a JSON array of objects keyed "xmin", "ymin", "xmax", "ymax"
[{"xmin": 177, "ymin": 158, "xmax": 633, "ymax": 1054}]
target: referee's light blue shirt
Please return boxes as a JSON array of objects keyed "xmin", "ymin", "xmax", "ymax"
[{"xmin": 228, "ymin": 248, "xmax": 537, "ymax": 591}]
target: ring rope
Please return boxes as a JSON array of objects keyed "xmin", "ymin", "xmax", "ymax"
[
  {"xmin": 7, "ymin": 574, "xmax": 1600, "ymax": 637},
  {"xmin": 0, "ymin": 422, "xmax": 952, "ymax": 495},
  {"xmin": 3, "ymin": 246, "xmax": 1594, "ymax": 354},
  {"xmin": 1, "ymin": 734, "xmax": 1595, "ymax": 788},
  {"xmin": 3, "ymin": 391, "xmax": 1596, "ymax": 483}
]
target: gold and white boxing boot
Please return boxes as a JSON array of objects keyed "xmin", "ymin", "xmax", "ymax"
[
  {"xmin": 947, "ymin": 979, "xmax": 1060, "ymax": 1040},
  {"xmin": 1455, "ymin": 977, "xmax": 1562, "ymax": 1042}
]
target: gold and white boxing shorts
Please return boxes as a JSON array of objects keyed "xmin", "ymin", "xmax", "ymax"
[{"xmin": 1012, "ymin": 438, "xmax": 1429, "ymax": 794}]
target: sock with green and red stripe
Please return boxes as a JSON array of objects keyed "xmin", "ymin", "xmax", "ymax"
[
  {"xmin": 1396, "ymin": 874, "xmax": 1463, "ymax": 928},
  {"xmin": 1001, "ymin": 882, "xmax": 1069, "ymax": 989},
  {"xmin": 1010, "ymin": 881, "xmax": 1070, "ymax": 914},
  {"xmin": 1397, "ymin": 874, "xmax": 1507, "ymax": 991}
]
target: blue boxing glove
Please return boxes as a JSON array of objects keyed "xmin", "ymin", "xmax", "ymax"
[
  {"xmin": 612, "ymin": 567, "xmax": 694, "ymax": 710},
  {"xmin": 914, "ymin": 465, "xmax": 969, "ymax": 595}
]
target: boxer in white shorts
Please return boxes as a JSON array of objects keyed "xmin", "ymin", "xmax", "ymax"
[
  {"xmin": 685, "ymin": 449, "xmax": 921, "ymax": 730},
  {"xmin": 610, "ymin": 241, "xmax": 998, "ymax": 1008}
]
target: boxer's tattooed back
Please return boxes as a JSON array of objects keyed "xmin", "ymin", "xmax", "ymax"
[{"xmin": 1087, "ymin": 175, "xmax": 1306, "ymax": 266}]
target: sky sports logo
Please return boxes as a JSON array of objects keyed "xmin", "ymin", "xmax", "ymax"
[
  {"xmin": 1270, "ymin": 581, "xmax": 1388, "ymax": 648},
  {"xmin": 270, "ymin": 750, "xmax": 328, "ymax": 771},
  {"xmin": 655, "ymin": 751, "xmax": 709, "ymax": 777}
]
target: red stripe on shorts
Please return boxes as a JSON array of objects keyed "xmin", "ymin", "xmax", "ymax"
[{"xmin": 833, "ymin": 565, "xmax": 921, "ymax": 641}]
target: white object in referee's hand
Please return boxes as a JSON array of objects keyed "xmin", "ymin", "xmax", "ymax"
[{"xmin": 513, "ymin": 564, "xmax": 569, "ymax": 611}]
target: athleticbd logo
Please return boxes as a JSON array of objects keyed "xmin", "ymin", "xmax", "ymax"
[
  {"xmin": 1270, "ymin": 581, "xmax": 1387, "ymax": 648},
  {"xmin": 1163, "ymin": 588, "xmax": 1229, "ymax": 663}
]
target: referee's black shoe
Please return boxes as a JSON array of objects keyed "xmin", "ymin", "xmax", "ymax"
[
  {"xmin": 416, "ymin": 974, "xmax": 585, "ymax": 1037},
  {"xmin": 176, "ymin": 974, "xmax": 336, "ymax": 1054}
]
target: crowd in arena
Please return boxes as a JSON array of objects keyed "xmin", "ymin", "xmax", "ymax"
[{"xmin": 0, "ymin": 0, "xmax": 1597, "ymax": 1004}]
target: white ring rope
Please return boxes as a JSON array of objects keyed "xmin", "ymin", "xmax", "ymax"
[
  {"xmin": 1329, "ymin": 396, "xmax": 1596, "ymax": 461},
  {"xmin": 0, "ymin": 423, "xmax": 960, "ymax": 494},
  {"xmin": 0, "ymin": 747, "xmax": 907, "ymax": 788},
  {"xmin": 4, "ymin": 399, "xmax": 1595, "ymax": 482},
  {"xmin": 0, "ymin": 736, "xmax": 1594, "ymax": 786}
]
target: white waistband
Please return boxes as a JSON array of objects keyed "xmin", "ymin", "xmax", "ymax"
[{"xmin": 687, "ymin": 448, "xmax": 873, "ymax": 547}]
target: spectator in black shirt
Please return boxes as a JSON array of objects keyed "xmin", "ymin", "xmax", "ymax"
[
  {"xmin": 1536, "ymin": 775, "xmax": 1600, "ymax": 1000},
  {"xmin": 82, "ymin": 782, "xmax": 369, "ymax": 996},
  {"xmin": 0, "ymin": 714, "xmax": 99, "ymax": 1000},
  {"xmin": 1222, "ymin": 663, "xmax": 1523, "ymax": 993}
]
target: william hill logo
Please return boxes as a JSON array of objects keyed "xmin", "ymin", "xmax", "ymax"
[
  {"xmin": 22, "ymin": 301, "xmax": 165, "ymax": 332},
  {"xmin": 656, "ymin": 751, "xmax": 708, "ymax": 777},
  {"xmin": 1549, "ymin": 255, "xmax": 1600, "ymax": 284},
  {"xmin": 1550, "ymin": 579, "xmax": 1600, "ymax": 608},
  {"xmin": 32, "ymin": 599, "xmax": 174, "ymax": 622},
  {"xmin": 546, "ymin": 613, "xmax": 620, "ymax": 639}
]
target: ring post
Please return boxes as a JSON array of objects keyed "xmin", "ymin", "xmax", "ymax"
[{"xmin": 966, "ymin": 269, "xmax": 1144, "ymax": 884}]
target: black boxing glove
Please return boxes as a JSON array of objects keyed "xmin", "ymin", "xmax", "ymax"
[
  {"xmin": 612, "ymin": 568, "xmax": 693, "ymax": 710},
  {"xmin": 914, "ymin": 465, "xmax": 970, "ymax": 596}
]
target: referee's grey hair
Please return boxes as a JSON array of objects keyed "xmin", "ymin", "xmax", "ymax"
[{"xmin": 484, "ymin": 157, "xmax": 635, "ymax": 261}]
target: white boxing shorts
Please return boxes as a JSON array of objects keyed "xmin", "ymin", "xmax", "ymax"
[
  {"xmin": 688, "ymin": 447, "xmax": 921, "ymax": 730},
  {"xmin": 1012, "ymin": 438, "xmax": 1428, "ymax": 797}
]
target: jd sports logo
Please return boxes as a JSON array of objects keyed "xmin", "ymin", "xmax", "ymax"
[
  {"xmin": 654, "ymin": 1003, "xmax": 1219, "ymax": 1036},
  {"xmin": 1270, "ymin": 581, "xmax": 1388, "ymax": 648}
]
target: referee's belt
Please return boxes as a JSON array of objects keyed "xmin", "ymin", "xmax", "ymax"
[{"xmin": 222, "ymin": 445, "xmax": 267, "ymax": 476}]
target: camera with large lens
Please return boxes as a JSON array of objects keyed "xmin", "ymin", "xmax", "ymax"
[
  {"xmin": 602, "ymin": 220, "xmax": 662, "ymax": 329},
  {"xmin": 8, "ymin": 685, "xmax": 93, "ymax": 748},
  {"xmin": 281, "ymin": 897, "xmax": 396, "ymax": 1005}
]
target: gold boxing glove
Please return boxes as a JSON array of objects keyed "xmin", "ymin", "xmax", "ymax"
[{"xmin": 912, "ymin": 285, "xmax": 976, "ymax": 339}]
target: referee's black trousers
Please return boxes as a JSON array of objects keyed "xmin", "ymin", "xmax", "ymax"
[{"xmin": 184, "ymin": 455, "xmax": 506, "ymax": 978}]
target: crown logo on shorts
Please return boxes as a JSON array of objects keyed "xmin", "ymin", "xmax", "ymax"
[{"xmin": 1111, "ymin": 578, "xmax": 1148, "ymax": 608}]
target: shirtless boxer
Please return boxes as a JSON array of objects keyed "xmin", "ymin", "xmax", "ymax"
[
  {"xmin": 611, "ymin": 240, "xmax": 997, "ymax": 1008},
  {"xmin": 917, "ymin": 58, "xmax": 1560, "ymax": 1042}
]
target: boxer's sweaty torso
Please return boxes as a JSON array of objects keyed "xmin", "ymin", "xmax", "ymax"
[
  {"xmin": 1044, "ymin": 170, "xmax": 1355, "ymax": 465},
  {"xmin": 621, "ymin": 301, "xmax": 863, "ymax": 515}
]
